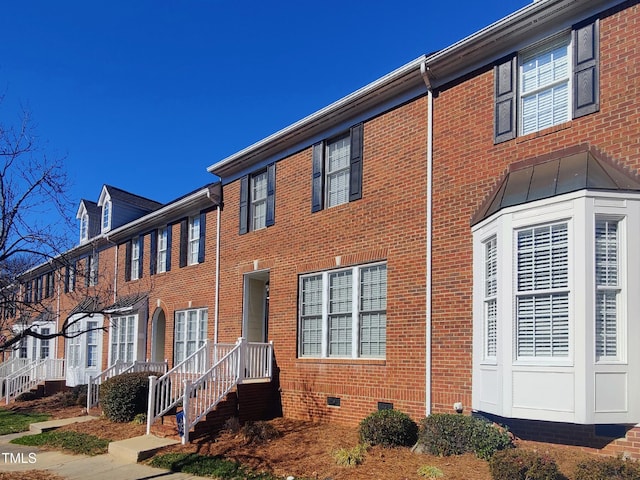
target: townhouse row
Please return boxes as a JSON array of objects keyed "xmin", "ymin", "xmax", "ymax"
[{"xmin": 4, "ymin": 0, "xmax": 640, "ymax": 458}]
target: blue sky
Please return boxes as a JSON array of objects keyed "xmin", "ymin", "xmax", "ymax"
[{"xmin": 0, "ymin": 1, "xmax": 530, "ymax": 210}]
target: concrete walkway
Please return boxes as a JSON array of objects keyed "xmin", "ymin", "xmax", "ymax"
[{"xmin": 0, "ymin": 428, "xmax": 207, "ymax": 479}]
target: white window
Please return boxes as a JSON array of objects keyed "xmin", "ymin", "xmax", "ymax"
[
  {"xmin": 299, "ymin": 263, "xmax": 387, "ymax": 359},
  {"xmin": 520, "ymin": 35, "xmax": 570, "ymax": 136},
  {"xmin": 110, "ymin": 315, "xmax": 136, "ymax": 365},
  {"xmin": 188, "ymin": 216, "xmax": 200, "ymax": 265},
  {"xmin": 67, "ymin": 264, "xmax": 76, "ymax": 292},
  {"xmin": 325, "ymin": 135, "xmax": 351, "ymax": 208},
  {"xmin": 250, "ymin": 171, "xmax": 268, "ymax": 231},
  {"xmin": 39, "ymin": 328, "xmax": 50, "ymax": 359},
  {"xmin": 157, "ymin": 227, "xmax": 168, "ymax": 273},
  {"xmin": 67, "ymin": 322, "xmax": 81, "ymax": 367},
  {"xmin": 102, "ymin": 200, "xmax": 112, "ymax": 232},
  {"xmin": 516, "ymin": 223, "xmax": 569, "ymax": 359},
  {"xmin": 595, "ymin": 219, "xmax": 620, "ymax": 361},
  {"xmin": 86, "ymin": 320, "xmax": 98, "ymax": 367},
  {"xmin": 88, "ymin": 254, "xmax": 98, "ymax": 286},
  {"xmin": 174, "ymin": 308, "xmax": 207, "ymax": 364},
  {"xmin": 484, "ymin": 237, "xmax": 498, "ymax": 360},
  {"xmin": 80, "ymin": 214, "xmax": 89, "ymax": 242},
  {"xmin": 131, "ymin": 238, "xmax": 140, "ymax": 280}
]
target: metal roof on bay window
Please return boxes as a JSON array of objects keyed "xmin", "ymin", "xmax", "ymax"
[{"xmin": 472, "ymin": 145, "xmax": 640, "ymax": 226}]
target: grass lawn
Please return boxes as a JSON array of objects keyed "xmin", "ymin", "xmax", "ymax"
[
  {"xmin": 150, "ymin": 453, "xmax": 289, "ymax": 480},
  {"xmin": 10, "ymin": 431, "xmax": 110, "ymax": 456},
  {"xmin": 0, "ymin": 408, "xmax": 50, "ymax": 435}
]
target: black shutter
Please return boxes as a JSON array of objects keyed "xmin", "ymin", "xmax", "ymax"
[
  {"xmin": 239, "ymin": 175, "xmax": 249, "ymax": 235},
  {"xmin": 349, "ymin": 123, "xmax": 363, "ymax": 201},
  {"xmin": 64, "ymin": 267, "xmax": 69, "ymax": 293},
  {"xmin": 494, "ymin": 54, "xmax": 517, "ymax": 144},
  {"xmin": 198, "ymin": 211, "xmax": 206, "ymax": 264},
  {"xmin": 573, "ymin": 18, "xmax": 599, "ymax": 118},
  {"xmin": 84, "ymin": 258, "xmax": 90, "ymax": 287},
  {"xmin": 179, "ymin": 218, "xmax": 188, "ymax": 268},
  {"xmin": 311, "ymin": 141, "xmax": 324, "ymax": 212},
  {"xmin": 166, "ymin": 225, "xmax": 172, "ymax": 272},
  {"xmin": 149, "ymin": 229, "xmax": 157, "ymax": 275},
  {"xmin": 124, "ymin": 241, "xmax": 132, "ymax": 282},
  {"xmin": 138, "ymin": 237, "xmax": 144, "ymax": 279},
  {"xmin": 266, "ymin": 163, "xmax": 276, "ymax": 227}
]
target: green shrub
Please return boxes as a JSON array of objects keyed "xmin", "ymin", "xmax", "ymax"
[
  {"xmin": 574, "ymin": 456, "xmax": 640, "ymax": 480},
  {"xmin": 418, "ymin": 414, "xmax": 512, "ymax": 460},
  {"xmin": 489, "ymin": 449, "xmax": 560, "ymax": 480},
  {"xmin": 99, "ymin": 371, "xmax": 159, "ymax": 422},
  {"xmin": 333, "ymin": 443, "xmax": 368, "ymax": 467},
  {"xmin": 417, "ymin": 465, "xmax": 444, "ymax": 478},
  {"xmin": 359, "ymin": 409, "xmax": 418, "ymax": 447}
]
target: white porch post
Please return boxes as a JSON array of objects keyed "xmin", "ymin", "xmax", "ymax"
[{"xmin": 146, "ymin": 375, "xmax": 157, "ymax": 435}]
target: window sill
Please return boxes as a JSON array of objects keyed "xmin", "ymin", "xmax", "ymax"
[
  {"xmin": 515, "ymin": 121, "xmax": 572, "ymax": 144},
  {"xmin": 296, "ymin": 357, "xmax": 386, "ymax": 366}
]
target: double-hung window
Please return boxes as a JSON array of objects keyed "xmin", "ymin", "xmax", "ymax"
[
  {"xmin": 311, "ymin": 123, "xmax": 363, "ymax": 212},
  {"xmin": 239, "ymin": 164, "xmax": 276, "ymax": 234},
  {"xmin": 102, "ymin": 200, "xmax": 111, "ymax": 232},
  {"xmin": 86, "ymin": 320, "xmax": 98, "ymax": 367},
  {"xmin": 188, "ymin": 216, "xmax": 200, "ymax": 265},
  {"xmin": 67, "ymin": 322, "xmax": 81, "ymax": 367},
  {"xmin": 298, "ymin": 263, "xmax": 387, "ymax": 359},
  {"xmin": 80, "ymin": 214, "xmax": 89, "ymax": 242},
  {"xmin": 131, "ymin": 238, "xmax": 141, "ymax": 280},
  {"xmin": 595, "ymin": 219, "xmax": 620, "ymax": 361},
  {"xmin": 157, "ymin": 227, "xmax": 168, "ymax": 273},
  {"xmin": 516, "ymin": 222, "xmax": 569, "ymax": 359},
  {"xmin": 174, "ymin": 308, "xmax": 207, "ymax": 364},
  {"xmin": 179, "ymin": 214, "xmax": 205, "ymax": 267},
  {"xmin": 110, "ymin": 315, "xmax": 136, "ymax": 365},
  {"xmin": 39, "ymin": 328, "xmax": 50, "ymax": 359},
  {"xmin": 494, "ymin": 20, "xmax": 599, "ymax": 143}
]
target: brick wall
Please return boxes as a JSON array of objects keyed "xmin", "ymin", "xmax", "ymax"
[
  {"xmin": 431, "ymin": 1, "xmax": 640, "ymax": 457},
  {"xmin": 218, "ymin": 97, "xmax": 430, "ymax": 425}
]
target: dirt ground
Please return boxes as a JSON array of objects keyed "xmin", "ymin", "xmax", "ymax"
[{"xmin": 4, "ymin": 394, "xmax": 603, "ymax": 480}]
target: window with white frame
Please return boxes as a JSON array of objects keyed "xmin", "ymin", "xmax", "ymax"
[
  {"xmin": 86, "ymin": 320, "xmax": 98, "ymax": 367},
  {"xmin": 39, "ymin": 328, "xmax": 50, "ymax": 359},
  {"xmin": 157, "ymin": 227, "xmax": 168, "ymax": 273},
  {"xmin": 595, "ymin": 219, "xmax": 620, "ymax": 361},
  {"xmin": 110, "ymin": 315, "xmax": 136, "ymax": 365},
  {"xmin": 174, "ymin": 308, "xmax": 207, "ymax": 364},
  {"xmin": 250, "ymin": 171, "xmax": 268, "ymax": 230},
  {"xmin": 131, "ymin": 237, "xmax": 140, "ymax": 280},
  {"xmin": 67, "ymin": 322, "xmax": 81, "ymax": 367},
  {"xmin": 102, "ymin": 200, "xmax": 111, "ymax": 232},
  {"xmin": 520, "ymin": 35, "xmax": 571, "ymax": 136},
  {"xmin": 325, "ymin": 134, "xmax": 351, "ymax": 208},
  {"xmin": 516, "ymin": 222, "xmax": 569, "ymax": 359},
  {"xmin": 88, "ymin": 253, "xmax": 98, "ymax": 286},
  {"xmin": 483, "ymin": 237, "xmax": 498, "ymax": 360},
  {"xmin": 298, "ymin": 263, "xmax": 387, "ymax": 359},
  {"xmin": 80, "ymin": 214, "xmax": 89, "ymax": 242},
  {"xmin": 188, "ymin": 216, "xmax": 200, "ymax": 265}
]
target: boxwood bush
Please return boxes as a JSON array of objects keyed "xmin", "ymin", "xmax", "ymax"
[
  {"xmin": 418, "ymin": 414, "xmax": 513, "ymax": 460},
  {"xmin": 359, "ymin": 409, "xmax": 418, "ymax": 447},
  {"xmin": 99, "ymin": 371, "xmax": 159, "ymax": 422},
  {"xmin": 574, "ymin": 456, "xmax": 640, "ymax": 480},
  {"xmin": 489, "ymin": 449, "xmax": 560, "ymax": 480}
]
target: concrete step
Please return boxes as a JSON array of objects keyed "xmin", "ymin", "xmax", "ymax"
[
  {"xmin": 108, "ymin": 434, "xmax": 179, "ymax": 462},
  {"xmin": 30, "ymin": 415, "xmax": 98, "ymax": 434}
]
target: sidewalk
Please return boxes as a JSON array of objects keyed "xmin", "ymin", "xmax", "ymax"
[{"xmin": 0, "ymin": 430, "xmax": 206, "ymax": 480}]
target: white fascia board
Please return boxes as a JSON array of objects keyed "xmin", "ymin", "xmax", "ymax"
[
  {"xmin": 424, "ymin": 0, "xmax": 625, "ymax": 88},
  {"xmin": 76, "ymin": 201, "xmax": 88, "ymax": 220},
  {"xmin": 97, "ymin": 186, "xmax": 110, "ymax": 207}
]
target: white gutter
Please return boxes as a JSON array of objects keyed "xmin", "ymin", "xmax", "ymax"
[
  {"xmin": 214, "ymin": 206, "xmax": 221, "ymax": 343},
  {"xmin": 421, "ymin": 62, "xmax": 433, "ymax": 417}
]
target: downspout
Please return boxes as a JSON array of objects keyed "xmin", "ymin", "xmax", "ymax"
[
  {"xmin": 214, "ymin": 205, "xmax": 221, "ymax": 343},
  {"xmin": 421, "ymin": 61, "xmax": 433, "ymax": 417}
]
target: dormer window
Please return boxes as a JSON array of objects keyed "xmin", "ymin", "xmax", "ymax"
[
  {"xmin": 80, "ymin": 214, "xmax": 89, "ymax": 242},
  {"xmin": 102, "ymin": 200, "xmax": 112, "ymax": 232}
]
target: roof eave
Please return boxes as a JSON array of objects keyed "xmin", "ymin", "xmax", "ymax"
[
  {"xmin": 424, "ymin": 0, "xmax": 625, "ymax": 88},
  {"xmin": 207, "ymin": 56, "xmax": 427, "ymax": 178}
]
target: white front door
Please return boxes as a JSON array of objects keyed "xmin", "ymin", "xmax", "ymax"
[
  {"xmin": 65, "ymin": 314, "xmax": 103, "ymax": 387},
  {"xmin": 243, "ymin": 271, "xmax": 269, "ymax": 343}
]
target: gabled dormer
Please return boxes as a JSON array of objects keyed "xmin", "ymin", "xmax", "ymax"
[
  {"xmin": 97, "ymin": 185, "xmax": 163, "ymax": 232},
  {"xmin": 76, "ymin": 200, "xmax": 101, "ymax": 244}
]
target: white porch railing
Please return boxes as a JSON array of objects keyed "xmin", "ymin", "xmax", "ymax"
[
  {"xmin": 87, "ymin": 359, "xmax": 168, "ymax": 411},
  {"xmin": 0, "ymin": 358, "xmax": 30, "ymax": 378},
  {"xmin": 5, "ymin": 358, "xmax": 65, "ymax": 404},
  {"xmin": 181, "ymin": 338, "xmax": 273, "ymax": 443}
]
